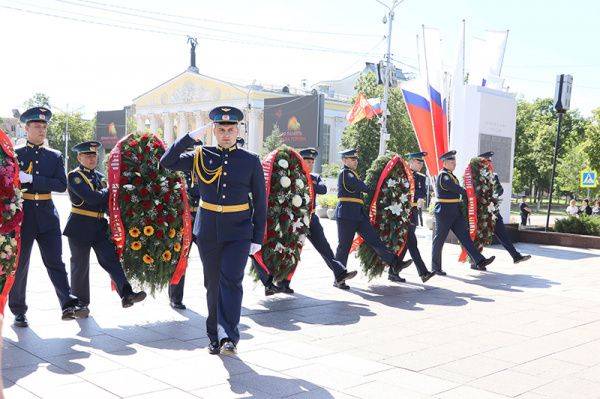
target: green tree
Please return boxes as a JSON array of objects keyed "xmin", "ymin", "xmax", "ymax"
[
  {"xmin": 583, "ymin": 108, "xmax": 600, "ymax": 172},
  {"xmin": 23, "ymin": 92, "xmax": 51, "ymax": 109},
  {"xmin": 261, "ymin": 123, "xmax": 284, "ymax": 157},
  {"xmin": 341, "ymin": 72, "xmax": 417, "ymax": 176},
  {"xmin": 47, "ymin": 112, "xmax": 94, "ymax": 170},
  {"xmin": 556, "ymin": 142, "xmax": 589, "ymax": 198}
]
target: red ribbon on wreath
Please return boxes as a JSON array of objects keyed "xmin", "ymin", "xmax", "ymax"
[
  {"xmin": 349, "ymin": 154, "xmax": 414, "ymax": 256},
  {"xmin": 0, "ymin": 129, "xmax": 23, "ymax": 315}
]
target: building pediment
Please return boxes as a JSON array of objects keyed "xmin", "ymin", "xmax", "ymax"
[{"xmin": 133, "ymin": 71, "xmax": 248, "ymax": 107}]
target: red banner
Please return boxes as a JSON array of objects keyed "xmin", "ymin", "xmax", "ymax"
[
  {"xmin": 458, "ymin": 164, "xmax": 477, "ymax": 262},
  {"xmin": 253, "ymin": 147, "xmax": 313, "ymax": 282},
  {"xmin": 170, "ymin": 176, "xmax": 192, "ymax": 285},
  {"xmin": 0, "ymin": 129, "xmax": 22, "ymax": 315},
  {"xmin": 350, "ymin": 155, "xmax": 414, "ymax": 256},
  {"xmin": 108, "ymin": 135, "xmax": 127, "ymax": 255}
]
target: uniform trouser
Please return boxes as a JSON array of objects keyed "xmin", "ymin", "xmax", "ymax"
[
  {"xmin": 168, "ymin": 238, "xmax": 198, "ymax": 303},
  {"xmin": 68, "ymin": 237, "xmax": 129, "ymax": 306},
  {"xmin": 9, "ymin": 226, "xmax": 75, "ymax": 315},
  {"xmin": 431, "ymin": 206, "xmax": 485, "ymax": 272},
  {"xmin": 396, "ymin": 210, "xmax": 429, "ymax": 277},
  {"xmin": 335, "ymin": 216, "xmax": 397, "ymax": 268},
  {"xmin": 198, "ymin": 238, "xmax": 250, "ymax": 345},
  {"xmin": 308, "ymin": 214, "xmax": 346, "ymax": 280},
  {"xmin": 417, "ymin": 208, "xmax": 424, "ymax": 226},
  {"xmin": 494, "ymin": 216, "xmax": 520, "ymax": 259}
]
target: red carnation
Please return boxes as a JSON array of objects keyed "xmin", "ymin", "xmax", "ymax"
[
  {"xmin": 157, "ymin": 216, "xmax": 165, "ymax": 224},
  {"xmin": 123, "ymin": 194, "xmax": 132, "ymax": 202},
  {"xmin": 129, "ymin": 140, "xmax": 138, "ymax": 147},
  {"xmin": 126, "ymin": 209, "xmax": 134, "ymax": 217},
  {"xmin": 156, "ymin": 230, "xmax": 164, "ymax": 239},
  {"xmin": 124, "ymin": 150, "xmax": 133, "ymax": 158},
  {"xmin": 152, "ymin": 184, "xmax": 161, "ymax": 193},
  {"xmin": 144, "ymin": 146, "xmax": 151, "ymax": 153},
  {"xmin": 166, "ymin": 214, "xmax": 175, "ymax": 223},
  {"xmin": 140, "ymin": 188, "xmax": 150, "ymax": 197},
  {"xmin": 148, "ymin": 170, "xmax": 158, "ymax": 180},
  {"xmin": 133, "ymin": 177, "xmax": 143, "ymax": 186},
  {"xmin": 153, "ymin": 141, "xmax": 161, "ymax": 149},
  {"xmin": 120, "ymin": 176, "xmax": 129, "ymax": 185},
  {"xmin": 142, "ymin": 201, "xmax": 152, "ymax": 210},
  {"xmin": 163, "ymin": 193, "xmax": 171, "ymax": 202},
  {"xmin": 279, "ymin": 214, "xmax": 290, "ymax": 222}
]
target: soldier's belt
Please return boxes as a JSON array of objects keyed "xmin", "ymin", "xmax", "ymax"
[
  {"xmin": 190, "ymin": 206, "xmax": 199, "ymax": 212},
  {"xmin": 436, "ymin": 198, "xmax": 462, "ymax": 203},
  {"xmin": 71, "ymin": 207, "xmax": 105, "ymax": 219},
  {"xmin": 339, "ymin": 197, "xmax": 364, "ymax": 205},
  {"xmin": 200, "ymin": 201, "xmax": 250, "ymax": 213},
  {"xmin": 23, "ymin": 193, "xmax": 52, "ymax": 201}
]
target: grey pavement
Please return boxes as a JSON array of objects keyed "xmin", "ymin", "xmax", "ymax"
[{"xmin": 2, "ymin": 194, "xmax": 600, "ymax": 398}]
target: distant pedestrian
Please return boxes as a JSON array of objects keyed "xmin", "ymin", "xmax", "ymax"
[
  {"xmin": 582, "ymin": 199, "xmax": 593, "ymax": 216},
  {"xmin": 592, "ymin": 200, "xmax": 600, "ymax": 216},
  {"xmin": 566, "ymin": 199, "xmax": 580, "ymax": 216},
  {"xmin": 519, "ymin": 197, "xmax": 531, "ymax": 226}
]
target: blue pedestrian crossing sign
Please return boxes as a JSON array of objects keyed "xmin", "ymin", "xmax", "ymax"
[{"xmin": 580, "ymin": 170, "xmax": 598, "ymax": 188}]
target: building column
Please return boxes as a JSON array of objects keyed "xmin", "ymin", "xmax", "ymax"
[
  {"xmin": 248, "ymin": 109, "xmax": 262, "ymax": 153},
  {"xmin": 135, "ymin": 114, "xmax": 145, "ymax": 132},
  {"xmin": 163, "ymin": 113, "xmax": 174, "ymax": 146},
  {"xmin": 178, "ymin": 112, "xmax": 188, "ymax": 138},
  {"xmin": 149, "ymin": 114, "xmax": 159, "ymax": 134}
]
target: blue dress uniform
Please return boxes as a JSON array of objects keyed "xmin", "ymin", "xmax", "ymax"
[
  {"xmin": 334, "ymin": 149, "xmax": 411, "ymax": 274},
  {"xmin": 392, "ymin": 152, "xmax": 434, "ymax": 283},
  {"xmin": 160, "ymin": 106, "xmax": 266, "ymax": 352},
  {"xmin": 478, "ymin": 152, "xmax": 530, "ymax": 264},
  {"xmin": 431, "ymin": 150, "xmax": 494, "ymax": 275},
  {"xmin": 168, "ymin": 142, "xmax": 202, "ymax": 309},
  {"xmin": 9, "ymin": 107, "xmax": 84, "ymax": 326},
  {"xmin": 64, "ymin": 141, "xmax": 146, "ymax": 311}
]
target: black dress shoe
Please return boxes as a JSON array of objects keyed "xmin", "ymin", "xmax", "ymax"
[
  {"xmin": 477, "ymin": 256, "xmax": 495, "ymax": 269},
  {"xmin": 471, "ymin": 264, "xmax": 486, "ymax": 271},
  {"xmin": 264, "ymin": 282, "xmax": 281, "ymax": 296},
  {"xmin": 276, "ymin": 281, "xmax": 294, "ymax": 294},
  {"xmin": 433, "ymin": 270, "xmax": 447, "ymax": 276},
  {"xmin": 388, "ymin": 273, "xmax": 406, "ymax": 283},
  {"xmin": 333, "ymin": 281, "xmax": 350, "ymax": 290},
  {"xmin": 220, "ymin": 339, "xmax": 237, "ymax": 354},
  {"xmin": 420, "ymin": 271, "xmax": 435, "ymax": 283},
  {"xmin": 170, "ymin": 301, "xmax": 186, "ymax": 310},
  {"xmin": 14, "ymin": 313, "xmax": 28, "ymax": 328},
  {"xmin": 122, "ymin": 291, "xmax": 147, "ymax": 308},
  {"xmin": 335, "ymin": 270, "xmax": 358, "ymax": 285},
  {"xmin": 513, "ymin": 254, "xmax": 531, "ymax": 264},
  {"xmin": 391, "ymin": 259, "xmax": 413, "ymax": 274},
  {"xmin": 62, "ymin": 306, "xmax": 77, "ymax": 320},
  {"xmin": 208, "ymin": 341, "xmax": 221, "ymax": 355},
  {"xmin": 74, "ymin": 305, "xmax": 90, "ymax": 319}
]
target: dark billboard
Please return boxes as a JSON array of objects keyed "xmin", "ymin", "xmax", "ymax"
[
  {"xmin": 263, "ymin": 95, "xmax": 320, "ymax": 148},
  {"xmin": 96, "ymin": 109, "xmax": 126, "ymax": 149}
]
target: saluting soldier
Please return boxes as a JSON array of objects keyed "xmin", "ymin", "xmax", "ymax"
[
  {"xmin": 160, "ymin": 106, "xmax": 266, "ymax": 355},
  {"xmin": 389, "ymin": 152, "xmax": 435, "ymax": 283},
  {"xmin": 334, "ymin": 149, "xmax": 412, "ymax": 277},
  {"xmin": 477, "ymin": 152, "xmax": 531, "ymax": 264},
  {"xmin": 64, "ymin": 141, "xmax": 146, "ymax": 314},
  {"xmin": 168, "ymin": 140, "xmax": 202, "ymax": 310},
  {"xmin": 9, "ymin": 107, "xmax": 87, "ymax": 327},
  {"xmin": 431, "ymin": 150, "xmax": 495, "ymax": 275}
]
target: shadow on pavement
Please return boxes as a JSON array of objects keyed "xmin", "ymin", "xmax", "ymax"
[{"xmin": 445, "ymin": 271, "xmax": 560, "ymax": 293}]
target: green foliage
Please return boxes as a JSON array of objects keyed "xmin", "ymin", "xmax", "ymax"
[
  {"xmin": 47, "ymin": 112, "xmax": 94, "ymax": 170},
  {"xmin": 554, "ymin": 215, "xmax": 600, "ymax": 236},
  {"xmin": 317, "ymin": 193, "xmax": 338, "ymax": 208},
  {"xmin": 321, "ymin": 163, "xmax": 341, "ymax": 178},
  {"xmin": 341, "ymin": 73, "xmax": 418, "ymax": 176},
  {"xmin": 261, "ymin": 123, "xmax": 284, "ymax": 157},
  {"xmin": 22, "ymin": 92, "xmax": 50, "ymax": 110}
]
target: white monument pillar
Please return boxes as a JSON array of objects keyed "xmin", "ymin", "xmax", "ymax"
[
  {"xmin": 163, "ymin": 113, "xmax": 174, "ymax": 146},
  {"xmin": 149, "ymin": 114, "xmax": 159, "ymax": 134},
  {"xmin": 135, "ymin": 114, "xmax": 145, "ymax": 132}
]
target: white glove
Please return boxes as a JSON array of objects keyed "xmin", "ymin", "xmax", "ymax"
[
  {"xmin": 188, "ymin": 123, "xmax": 212, "ymax": 141},
  {"xmin": 249, "ymin": 243, "xmax": 262, "ymax": 255},
  {"xmin": 19, "ymin": 171, "xmax": 33, "ymax": 183}
]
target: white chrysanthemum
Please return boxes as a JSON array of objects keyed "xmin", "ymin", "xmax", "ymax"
[
  {"xmin": 385, "ymin": 203, "xmax": 404, "ymax": 216},
  {"xmin": 280, "ymin": 176, "xmax": 291, "ymax": 188},
  {"xmin": 278, "ymin": 159, "xmax": 289, "ymax": 169},
  {"xmin": 400, "ymin": 193, "xmax": 408, "ymax": 203},
  {"xmin": 303, "ymin": 215, "xmax": 310, "ymax": 225},
  {"xmin": 295, "ymin": 179, "xmax": 305, "ymax": 189},
  {"xmin": 387, "ymin": 178, "xmax": 398, "ymax": 188},
  {"xmin": 123, "ymin": 184, "xmax": 135, "ymax": 191},
  {"xmin": 292, "ymin": 195, "xmax": 302, "ymax": 207},
  {"xmin": 275, "ymin": 242, "xmax": 286, "ymax": 252},
  {"xmin": 292, "ymin": 219, "xmax": 304, "ymax": 231},
  {"xmin": 488, "ymin": 203, "xmax": 496, "ymax": 213},
  {"xmin": 0, "ymin": 236, "xmax": 5, "ymax": 244}
]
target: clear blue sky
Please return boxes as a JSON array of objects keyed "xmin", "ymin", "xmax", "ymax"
[{"xmin": 1, "ymin": 0, "xmax": 599, "ymax": 117}]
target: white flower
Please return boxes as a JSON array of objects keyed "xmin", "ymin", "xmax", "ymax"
[
  {"xmin": 488, "ymin": 203, "xmax": 496, "ymax": 213},
  {"xmin": 0, "ymin": 235, "xmax": 5, "ymax": 244},
  {"xmin": 277, "ymin": 195, "xmax": 285, "ymax": 204},
  {"xmin": 400, "ymin": 193, "xmax": 408, "ymax": 203},
  {"xmin": 385, "ymin": 203, "xmax": 404, "ymax": 216},
  {"xmin": 10, "ymin": 238, "xmax": 17, "ymax": 246},
  {"xmin": 292, "ymin": 219, "xmax": 304, "ymax": 231},
  {"xmin": 275, "ymin": 242, "xmax": 286, "ymax": 252},
  {"xmin": 292, "ymin": 195, "xmax": 302, "ymax": 207},
  {"xmin": 280, "ymin": 176, "xmax": 291, "ymax": 188},
  {"xmin": 123, "ymin": 184, "xmax": 135, "ymax": 191},
  {"xmin": 303, "ymin": 215, "xmax": 310, "ymax": 226},
  {"xmin": 9, "ymin": 203, "xmax": 17, "ymax": 212},
  {"xmin": 295, "ymin": 179, "xmax": 304, "ymax": 189},
  {"xmin": 278, "ymin": 159, "xmax": 289, "ymax": 169},
  {"xmin": 387, "ymin": 178, "xmax": 398, "ymax": 188}
]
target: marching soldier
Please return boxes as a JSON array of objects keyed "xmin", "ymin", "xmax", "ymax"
[
  {"xmin": 64, "ymin": 141, "xmax": 146, "ymax": 314},
  {"xmin": 334, "ymin": 149, "xmax": 412, "ymax": 277},
  {"xmin": 478, "ymin": 152, "xmax": 531, "ymax": 264},
  {"xmin": 9, "ymin": 107, "xmax": 87, "ymax": 327},
  {"xmin": 431, "ymin": 150, "xmax": 495, "ymax": 275},
  {"xmin": 160, "ymin": 106, "xmax": 266, "ymax": 355},
  {"xmin": 168, "ymin": 140, "xmax": 202, "ymax": 310},
  {"xmin": 388, "ymin": 152, "xmax": 435, "ymax": 283}
]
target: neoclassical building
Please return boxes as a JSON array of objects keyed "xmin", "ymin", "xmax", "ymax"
[{"xmin": 132, "ymin": 69, "xmax": 351, "ymax": 164}]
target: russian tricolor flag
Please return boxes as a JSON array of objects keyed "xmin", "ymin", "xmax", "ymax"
[{"xmin": 401, "ymin": 79, "xmax": 439, "ymax": 176}]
